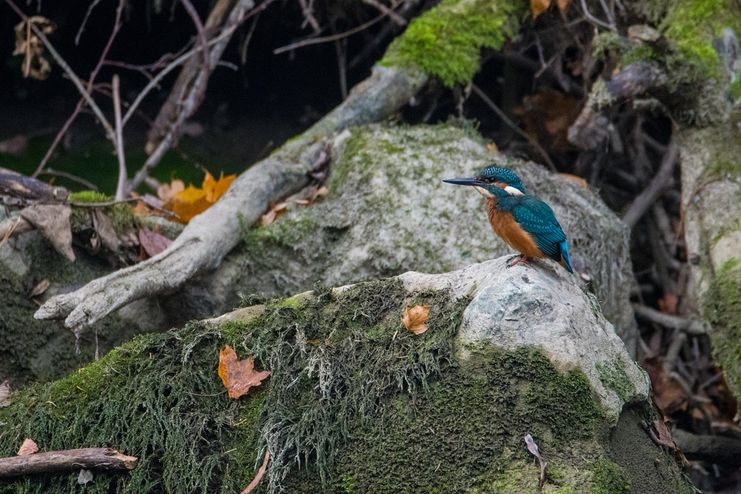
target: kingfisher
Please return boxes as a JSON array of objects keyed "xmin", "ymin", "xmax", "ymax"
[{"xmin": 444, "ymin": 165, "xmax": 574, "ymax": 273}]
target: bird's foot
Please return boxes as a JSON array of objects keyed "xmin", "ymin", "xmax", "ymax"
[{"xmin": 506, "ymin": 254, "xmax": 530, "ymax": 268}]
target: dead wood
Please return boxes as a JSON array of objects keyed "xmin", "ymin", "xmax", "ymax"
[
  {"xmin": 0, "ymin": 448, "xmax": 137, "ymax": 477},
  {"xmin": 568, "ymin": 62, "xmax": 667, "ymax": 150},
  {"xmin": 35, "ymin": 65, "xmax": 427, "ymax": 331},
  {"xmin": 0, "ymin": 166, "xmax": 68, "ymax": 204}
]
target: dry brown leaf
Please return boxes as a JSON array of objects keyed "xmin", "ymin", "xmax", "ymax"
[
  {"xmin": 20, "ymin": 204, "xmax": 75, "ymax": 261},
  {"xmin": 530, "ymin": 0, "xmax": 551, "ymax": 17},
  {"xmin": 558, "ymin": 173, "xmax": 588, "ymax": 188},
  {"xmin": 157, "ymin": 179, "xmax": 185, "ymax": 203},
  {"xmin": 556, "ymin": 0, "xmax": 571, "ymax": 14},
  {"xmin": 164, "ymin": 172, "xmax": 235, "ymax": 224},
  {"xmin": 17, "ymin": 438, "xmax": 39, "ymax": 456},
  {"xmin": 486, "ymin": 142, "xmax": 499, "ymax": 153},
  {"xmin": 13, "ymin": 17, "xmax": 55, "ymax": 80},
  {"xmin": 92, "ymin": 209, "xmax": 121, "ymax": 252},
  {"xmin": 260, "ymin": 202, "xmax": 289, "ymax": 226},
  {"xmin": 138, "ymin": 228, "xmax": 172, "ymax": 258},
  {"xmin": 218, "ymin": 345, "xmax": 271, "ymax": 399},
  {"xmin": 644, "ymin": 357, "xmax": 688, "ymax": 413},
  {"xmin": 30, "ymin": 279, "xmax": 50, "ymax": 298},
  {"xmin": 0, "ymin": 380, "xmax": 11, "ymax": 408},
  {"xmin": 402, "ymin": 305, "xmax": 431, "ymax": 335},
  {"xmin": 241, "ymin": 449, "xmax": 270, "ymax": 494},
  {"xmin": 312, "ymin": 185, "xmax": 329, "ymax": 200}
]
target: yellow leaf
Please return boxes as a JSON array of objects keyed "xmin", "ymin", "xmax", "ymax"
[
  {"xmin": 218, "ymin": 345, "xmax": 271, "ymax": 399},
  {"xmin": 164, "ymin": 171, "xmax": 235, "ymax": 223},
  {"xmin": 402, "ymin": 305, "xmax": 431, "ymax": 335},
  {"xmin": 530, "ymin": 0, "xmax": 551, "ymax": 17}
]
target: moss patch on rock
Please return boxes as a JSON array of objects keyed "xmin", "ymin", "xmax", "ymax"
[
  {"xmin": 380, "ymin": 0, "xmax": 524, "ymax": 86},
  {"xmin": 596, "ymin": 358, "xmax": 636, "ymax": 404},
  {"xmin": 0, "ymin": 236, "xmax": 144, "ymax": 385},
  {"xmin": 704, "ymin": 258, "xmax": 741, "ymax": 398}
]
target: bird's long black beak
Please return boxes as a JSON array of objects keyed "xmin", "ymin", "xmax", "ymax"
[{"xmin": 443, "ymin": 177, "xmax": 480, "ymax": 186}]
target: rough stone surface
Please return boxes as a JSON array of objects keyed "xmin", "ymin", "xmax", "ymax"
[
  {"xmin": 399, "ymin": 256, "xmax": 649, "ymax": 420},
  {"xmin": 679, "ymin": 123, "xmax": 741, "ymax": 401},
  {"xmin": 0, "ymin": 226, "xmax": 163, "ymax": 384},
  {"xmin": 195, "ymin": 124, "xmax": 636, "ymax": 351}
]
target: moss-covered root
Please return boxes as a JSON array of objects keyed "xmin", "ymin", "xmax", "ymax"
[{"xmin": 381, "ymin": 0, "xmax": 525, "ymax": 87}]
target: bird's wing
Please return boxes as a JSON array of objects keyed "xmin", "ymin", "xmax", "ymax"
[{"xmin": 511, "ymin": 197, "xmax": 567, "ymax": 260}]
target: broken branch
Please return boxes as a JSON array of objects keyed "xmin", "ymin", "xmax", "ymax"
[{"xmin": 0, "ymin": 448, "xmax": 137, "ymax": 477}]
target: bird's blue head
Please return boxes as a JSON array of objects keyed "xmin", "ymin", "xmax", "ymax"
[{"xmin": 443, "ymin": 165, "xmax": 526, "ymax": 198}]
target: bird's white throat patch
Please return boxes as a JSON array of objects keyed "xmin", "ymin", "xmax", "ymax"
[{"xmin": 474, "ymin": 186, "xmax": 493, "ymax": 198}]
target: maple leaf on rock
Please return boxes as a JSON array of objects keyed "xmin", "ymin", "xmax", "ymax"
[{"xmin": 218, "ymin": 345, "xmax": 271, "ymax": 399}]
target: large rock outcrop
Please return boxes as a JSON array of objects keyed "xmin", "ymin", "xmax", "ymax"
[
  {"xmin": 1, "ymin": 123, "xmax": 636, "ymax": 384},
  {"xmin": 191, "ymin": 124, "xmax": 636, "ymax": 350},
  {"xmin": 0, "ymin": 257, "xmax": 689, "ymax": 493}
]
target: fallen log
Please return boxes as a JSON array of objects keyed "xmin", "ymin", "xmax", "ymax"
[{"xmin": 0, "ymin": 448, "xmax": 137, "ymax": 477}]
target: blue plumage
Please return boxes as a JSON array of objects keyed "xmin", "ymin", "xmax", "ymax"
[
  {"xmin": 495, "ymin": 192, "xmax": 573, "ymax": 272},
  {"xmin": 443, "ymin": 165, "xmax": 574, "ymax": 273}
]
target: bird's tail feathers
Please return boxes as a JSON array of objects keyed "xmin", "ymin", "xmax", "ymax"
[{"xmin": 560, "ymin": 241, "xmax": 574, "ymax": 273}]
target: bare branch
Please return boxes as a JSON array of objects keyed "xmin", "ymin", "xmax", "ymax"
[
  {"xmin": 0, "ymin": 448, "xmax": 137, "ymax": 477},
  {"xmin": 112, "ymin": 75, "xmax": 128, "ymax": 201},
  {"xmin": 623, "ymin": 139, "xmax": 678, "ymax": 228}
]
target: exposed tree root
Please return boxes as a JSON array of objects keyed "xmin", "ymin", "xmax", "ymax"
[{"xmin": 35, "ymin": 66, "xmax": 427, "ymax": 332}]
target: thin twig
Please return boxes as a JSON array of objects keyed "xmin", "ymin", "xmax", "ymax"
[
  {"xmin": 273, "ymin": 8, "xmax": 393, "ymax": 54},
  {"xmin": 179, "ymin": 0, "xmax": 210, "ymax": 72},
  {"xmin": 112, "ymin": 75, "xmax": 128, "ymax": 201},
  {"xmin": 122, "ymin": 2, "xmax": 273, "ymax": 126},
  {"xmin": 39, "ymin": 169, "xmax": 99, "ymax": 190},
  {"xmin": 471, "ymin": 83, "xmax": 556, "ymax": 171},
  {"xmin": 623, "ymin": 139, "xmax": 678, "ymax": 228},
  {"xmin": 5, "ymin": 0, "xmax": 114, "ymax": 139},
  {"xmin": 241, "ymin": 449, "xmax": 270, "ymax": 494},
  {"xmin": 362, "ymin": 0, "xmax": 406, "ymax": 26},
  {"xmin": 75, "ymin": 0, "xmax": 104, "ymax": 45},
  {"xmin": 29, "ymin": 0, "xmax": 125, "ymax": 178}
]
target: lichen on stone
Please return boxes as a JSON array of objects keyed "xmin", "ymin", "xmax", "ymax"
[{"xmin": 596, "ymin": 358, "xmax": 636, "ymax": 404}]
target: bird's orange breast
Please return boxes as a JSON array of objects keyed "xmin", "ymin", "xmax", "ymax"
[{"xmin": 486, "ymin": 199, "xmax": 544, "ymax": 258}]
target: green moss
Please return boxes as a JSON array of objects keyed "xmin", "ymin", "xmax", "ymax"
[
  {"xmin": 68, "ymin": 190, "xmax": 111, "ymax": 203},
  {"xmin": 596, "ymin": 358, "xmax": 636, "ymax": 403},
  {"xmin": 243, "ymin": 216, "xmax": 320, "ymax": 253},
  {"xmin": 704, "ymin": 258, "xmax": 741, "ymax": 397},
  {"xmin": 660, "ymin": 0, "xmax": 738, "ymax": 77},
  {"xmin": 283, "ymin": 346, "xmax": 606, "ymax": 494},
  {"xmin": 590, "ymin": 459, "xmax": 631, "ymax": 494},
  {"xmin": 0, "ymin": 325, "xmax": 265, "ymax": 493},
  {"xmin": 380, "ymin": 0, "xmax": 524, "ymax": 87}
]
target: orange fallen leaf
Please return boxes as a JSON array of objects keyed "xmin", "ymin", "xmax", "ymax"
[
  {"xmin": 531, "ymin": 0, "xmax": 551, "ymax": 17},
  {"xmin": 402, "ymin": 305, "xmax": 431, "ymax": 335},
  {"xmin": 218, "ymin": 345, "xmax": 270, "ymax": 399},
  {"xmin": 165, "ymin": 172, "xmax": 235, "ymax": 223},
  {"xmin": 260, "ymin": 202, "xmax": 288, "ymax": 226},
  {"xmin": 17, "ymin": 438, "xmax": 38, "ymax": 456}
]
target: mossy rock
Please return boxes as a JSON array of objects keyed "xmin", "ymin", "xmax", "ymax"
[
  {"xmin": 213, "ymin": 124, "xmax": 636, "ymax": 352},
  {"xmin": 0, "ymin": 223, "xmax": 162, "ymax": 385},
  {"xmin": 678, "ymin": 124, "xmax": 741, "ymax": 402},
  {"xmin": 0, "ymin": 258, "xmax": 690, "ymax": 493}
]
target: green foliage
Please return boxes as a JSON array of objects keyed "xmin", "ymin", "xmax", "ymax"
[{"xmin": 381, "ymin": 0, "xmax": 524, "ymax": 86}]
